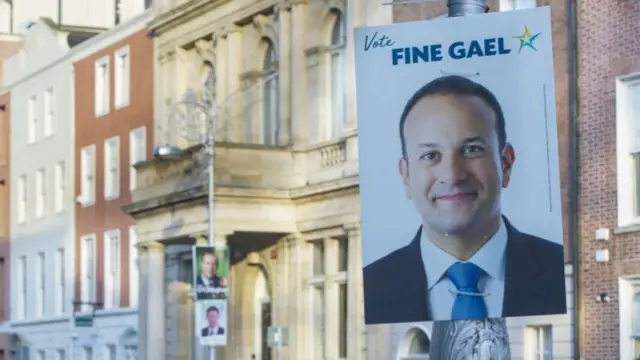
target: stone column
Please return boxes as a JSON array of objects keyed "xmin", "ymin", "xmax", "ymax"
[
  {"xmin": 146, "ymin": 241, "xmax": 166, "ymax": 360},
  {"xmin": 346, "ymin": 224, "xmax": 364, "ymax": 360},
  {"xmin": 324, "ymin": 237, "xmax": 338, "ymax": 360},
  {"xmin": 286, "ymin": 234, "xmax": 303, "ymax": 360},
  {"xmin": 290, "ymin": 0, "xmax": 309, "ymax": 144},
  {"xmin": 137, "ymin": 245, "xmax": 149, "ymax": 360},
  {"xmin": 276, "ymin": 1, "xmax": 292, "ymax": 145},
  {"xmin": 225, "ymin": 27, "xmax": 242, "ymax": 142},
  {"xmin": 214, "ymin": 32, "xmax": 229, "ymax": 141},
  {"xmin": 344, "ymin": 0, "xmax": 359, "ymax": 131}
]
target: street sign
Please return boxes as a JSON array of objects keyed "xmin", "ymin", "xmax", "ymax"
[
  {"xmin": 267, "ymin": 326, "xmax": 289, "ymax": 348},
  {"xmin": 74, "ymin": 316, "xmax": 93, "ymax": 327}
]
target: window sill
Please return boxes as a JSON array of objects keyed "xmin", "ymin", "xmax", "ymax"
[
  {"xmin": 79, "ymin": 200, "xmax": 95, "ymax": 208},
  {"xmin": 95, "ymin": 111, "xmax": 109, "ymax": 118},
  {"xmin": 104, "ymin": 194, "xmax": 120, "ymax": 201},
  {"xmin": 615, "ymin": 223, "xmax": 640, "ymax": 235},
  {"xmin": 115, "ymin": 102, "xmax": 130, "ymax": 110}
]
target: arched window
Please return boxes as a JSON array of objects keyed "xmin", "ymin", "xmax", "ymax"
[
  {"xmin": 398, "ymin": 328, "xmax": 430, "ymax": 360},
  {"xmin": 261, "ymin": 40, "xmax": 279, "ymax": 145},
  {"xmin": 329, "ymin": 11, "xmax": 346, "ymax": 139}
]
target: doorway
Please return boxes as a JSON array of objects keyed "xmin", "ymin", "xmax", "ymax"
[{"xmin": 253, "ymin": 271, "xmax": 272, "ymax": 360}]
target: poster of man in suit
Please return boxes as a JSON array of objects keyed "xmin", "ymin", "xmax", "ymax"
[
  {"xmin": 353, "ymin": 6, "xmax": 567, "ymax": 324},
  {"xmin": 197, "ymin": 299, "xmax": 228, "ymax": 347},
  {"xmin": 193, "ymin": 245, "xmax": 229, "ymax": 300}
]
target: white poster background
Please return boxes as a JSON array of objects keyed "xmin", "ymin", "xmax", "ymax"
[
  {"xmin": 354, "ymin": 7, "xmax": 563, "ymax": 266},
  {"xmin": 197, "ymin": 299, "xmax": 228, "ymax": 347}
]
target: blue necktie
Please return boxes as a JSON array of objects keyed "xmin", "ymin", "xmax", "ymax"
[{"xmin": 446, "ymin": 262, "xmax": 488, "ymax": 320}]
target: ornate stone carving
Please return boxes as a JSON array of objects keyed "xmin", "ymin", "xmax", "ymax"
[
  {"xmin": 194, "ymin": 38, "xmax": 215, "ymax": 65},
  {"xmin": 430, "ymin": 319, "xmax": 511, "ymax": 360},
  {"xmin": 275, "ymin": 0, "xmax": 293, "ymax": 12},
  {"xmin": 252, "ymin": 14, "xmax": 271, "ymax": 33}
]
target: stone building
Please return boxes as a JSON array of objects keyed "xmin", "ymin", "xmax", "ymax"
[{"xmin": 123, "ymin": 0, "xmax": 391, "ymax": 359}]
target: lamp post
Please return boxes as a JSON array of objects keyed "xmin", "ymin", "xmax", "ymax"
[
  {"xmin": 426, "ymin": 2, "xmax": 512, "ymax": 359},
  {"xmin": 153, "ymin": 74, "xmax": 219, "ymax": 360}
]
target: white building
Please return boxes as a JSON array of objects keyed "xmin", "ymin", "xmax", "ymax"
[
  {"xmin": 1, "ymin": 6, "xmax": 148, "ymax": 360},
  {"xmin": 0, "ymin": 0, "xmax": 151, "ymax": 34}
]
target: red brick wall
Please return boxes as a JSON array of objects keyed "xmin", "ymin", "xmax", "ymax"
[
  {"xmin": 577, "ymin": 1, "xmax": 640, "ymax": 358},
  {"xmin": 393, "ymin": 1, "xmax": 572, "ymax": 263},
  {"xmin": 73, "ymin": 28, "xmax": 154, "ymax": 310}
]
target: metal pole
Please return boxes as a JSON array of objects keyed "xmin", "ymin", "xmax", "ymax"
[
  {"xmin": 208, "ymin": 109, "xmax": 216, "ymax": 360},
  {"xmin": 428, "ymin": 1, "xmax": 513, "ymax": 359}
]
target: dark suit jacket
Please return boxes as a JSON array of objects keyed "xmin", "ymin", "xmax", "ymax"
[
  {"xmin": 363, "ymin": 216, "xmax": 567, "ymax": 324},
  {"xmin": 196, "ymin": 275, "xmax": 223, "ymax": 288},
  {"xmin": 201, "ymin": 326, "xmax": 225, "ymax": 336}
]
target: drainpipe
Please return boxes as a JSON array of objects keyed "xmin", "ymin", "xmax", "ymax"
[
  {"xmin": 57, "ymin": 0, "xmax": 62, "ymax": 25},
  {"xmin": 565, "ymin": 0, "xmax": 580, "ymax": 358},
  {"xmin": 429, "ymin": 1, "xmax": 514, "ymax": 359}
]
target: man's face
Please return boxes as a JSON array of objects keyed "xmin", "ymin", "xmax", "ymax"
[
  {"xmin": 200, "ymin": 253, "xmax": 218, "ymax": 278},
  {"xmin": 398, "ymin": 94, "xmax": 515, "ymax": 237},
  {"xmin": 207, "ymin": 310, "xmax": 219, "ymax": 327}
]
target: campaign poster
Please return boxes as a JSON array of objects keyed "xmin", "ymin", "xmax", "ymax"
[
  {"xmin": 197, "ymin": 299, "xmax": 228, "ymax": 346},
  {"xmin": 192, "ymin": 245, "xmax": 229, "ymax": 300},
  {"xmin": 354, "ymin": 6, "xmax": 566, "ymax": 324}
]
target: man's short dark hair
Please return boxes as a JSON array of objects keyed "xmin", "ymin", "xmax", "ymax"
[
  {"xmin": 206, "ymin": 306, "xmax": 219, "ymax": 315},
  {"xmin": 399, "ymin": 75, "xmax": 507, "ymax": 158},
  {"xmin": 201, "ymin": 251, "xmax": 218, "ymax": 262}
]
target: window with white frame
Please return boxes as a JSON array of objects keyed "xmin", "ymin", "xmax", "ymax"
[
  {"xmin": 328, "ymin": 10, "xmax": 346, "ymax": 140},
  {"xmin": 83, "ymin": 347, "xmax": 93, "ymax": 360},
  {"xmin": 261, "ymin": 40, "xmax": 279, "ymax": 146},
  {"xmin": 104, "ymin": 136, "xmax": 120, "ymax": 199},
  {"xmin": 27, "ymin": 95, "xmax": 37, "ymax": 143},
  {"xmin": 500, "ymin": 0, "xmax": 536, "ymax": 10},
  {"xmin": 36, "ymin": 252, "xmax": 45, "ymax": 316},
  {"xmin": 115, "ymin": 46, "xmax": 130, "ymax": 109},
  {"xmin": 309, "ymin": 240, "xmax": 326, "ymax": 359},
  {"xmin": 129, "ymin": 226, "xmax": 139, "ymax": 308},
  {"xmin": 80, "ymin": 145, "xmax": 96, "ymax": 205},
  {"xmin": 95, "ymin": 56, "xmax": 110, "ymax": 117},
  {"xmin": 17, "ymin": 256, "xmax": 26, "ymax": 319},
  {"xmin": 129, "ymin": 127, "xmax": 146, "ymax": 191},
  {"xmin": 35, "ymin": 168, "xmax": 45, "ymax": 219},
  {"xmin": 44, "ymin": 87, "xmax": 54, "ymax": 137},
  {"xmin": 104, "ymin": 229, "xmax": 121, "ymax": 309},
  {"xmin": 105, "ymin": 344, "xmax": 116, "ymax": 360},
  {"xmin": 55, "ymin": 161, "xmax": 65, "ymax": 213},
  {"xmin": 525, "ymin": 325, "xmax": 552, "ymax": 360},
  {"xmin": 616, "ymin": 76, "xmax": 640, "ymax": 227},
  {"xmin": 56, "ymin": 248, "xmax": 65, "ymax": 315},
  {"xmin": 627, "ymin": 283, "xmax": 640, "ymax": 358},
  {"xmin": 17, "ymin": 174, "xmax": 27, "ymax": 223},
  {"xmin": 80, "ymin": 234, "xmax": 96, "ymax": 312}
]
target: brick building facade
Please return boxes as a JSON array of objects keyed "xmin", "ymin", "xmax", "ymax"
[{"xmin": 577, "ymin": 1, "xmax": 640, "ymax": 359}]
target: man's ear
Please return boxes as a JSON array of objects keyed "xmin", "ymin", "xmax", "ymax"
[
  {"xmin": 398, "ymin": 157, "xmax": 412, "ymax": 199},
  {"xmin": 500, "ymin": 143, "xmax": 515, "ymax": 188}
]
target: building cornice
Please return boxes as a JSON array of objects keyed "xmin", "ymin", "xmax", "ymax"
[
  {"xmin": 148, "ymin": 0, "xmax": 231, "ymax": 36},
  {"xmin": 122, "ymin": 175, "xmax": 359, "ymax": 217},
  {"xmin": 0, "ymin": 10, "xmax": 153, "ymax": 93}
]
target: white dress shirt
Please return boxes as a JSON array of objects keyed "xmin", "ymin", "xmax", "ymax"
[
  {"xmin": 420, "ymin": 220, "xmax": 508, "ymax": 320},
  {"xmin": 205, "ymin": 326, "xmax": 220, "ymax": 336}
]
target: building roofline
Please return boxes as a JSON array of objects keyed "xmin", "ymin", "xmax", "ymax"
[{"xmin": 0, "ymin": 9, "xmax": 153, "ymax": 92}]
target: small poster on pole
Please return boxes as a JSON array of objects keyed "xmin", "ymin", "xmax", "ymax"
[
  {"xmin": 197, "ymin": 299, "xmax": 228, "ymax": 346},
  {"xmin": 192, "ymin": 245, "xmax": 229, "ymax": 300}
]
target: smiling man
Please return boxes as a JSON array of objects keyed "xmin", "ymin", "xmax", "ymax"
[{"xmin": 362, "ymin": 75, "xmax": 566, "ymax": 324}]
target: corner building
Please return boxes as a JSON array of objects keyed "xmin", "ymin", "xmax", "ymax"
[{"xmin": 124, "ymin": 0, "xmax": 391, "ymax": 359}]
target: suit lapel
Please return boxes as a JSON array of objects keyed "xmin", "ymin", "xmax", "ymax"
[
  {"xmin": 404, "ymin": 227, "xmax": 431, "ymax": 321},
  {"xmin": 502, "ymin": 217, "xmax": 545, "ymax": 317}
]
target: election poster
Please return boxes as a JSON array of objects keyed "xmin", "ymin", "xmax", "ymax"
[
  {"xmin": 197, "ymin": 299, "xmax": 228, "ymax": 346},
  {"xmin": 354, "ymin": 7, "xmax": 566, "ymax": 324},
  {"xmin": 192, "ymin": 245, "xmax": 229, "ymax": 301}
]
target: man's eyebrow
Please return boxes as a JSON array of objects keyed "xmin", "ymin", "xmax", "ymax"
[
  {"xmin": 417, "ymin": 142, "xmax": 439, "ymax": 149},
  {"xmin": 462, "ymin": 136, "xmax": 487, "ymax": 144}
]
